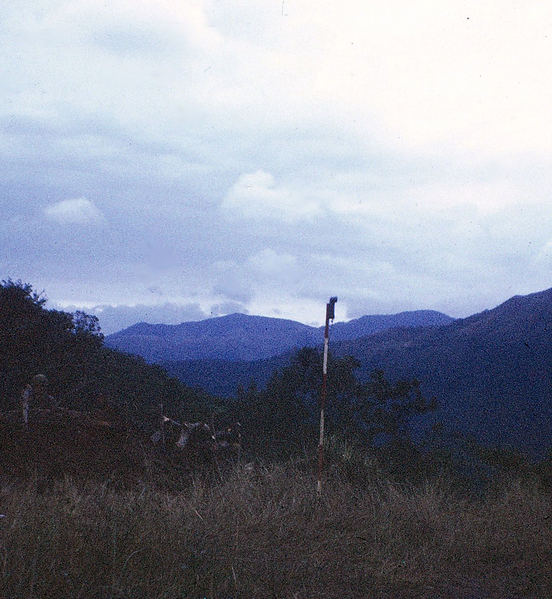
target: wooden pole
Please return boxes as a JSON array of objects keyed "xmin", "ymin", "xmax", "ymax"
[{"xmin": 317, "ymin": 297, "xmax": 337, "ymax": 494}]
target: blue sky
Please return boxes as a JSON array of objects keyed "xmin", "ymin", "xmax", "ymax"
[{"xmin": 2, "ymin": 0, "xmax": 551, "ymax": 333}]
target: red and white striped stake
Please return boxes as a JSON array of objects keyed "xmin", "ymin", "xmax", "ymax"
[{"xmin": 317, "ymin": 296, "xmax": 337, "ymax": 494}]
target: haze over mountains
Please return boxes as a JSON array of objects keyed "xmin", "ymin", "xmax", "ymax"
[{"xmin": 105, "ymin": 289, "xmax": 552, "ymax": 457}]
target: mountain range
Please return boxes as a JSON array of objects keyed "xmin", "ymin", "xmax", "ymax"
[
  {"xmin": 106, "ymin": 309, "xmax": 454, "ymax": 362},
  {"xmin": 106, "ymin": 290, "xmax": 552, "ymax": 457}
]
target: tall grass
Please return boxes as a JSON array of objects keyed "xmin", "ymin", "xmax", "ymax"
[{"xmin": 0, "ymin": 461, "xmax": 550, "ymax": 598}]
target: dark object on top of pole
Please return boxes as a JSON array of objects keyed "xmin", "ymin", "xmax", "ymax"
[
  {"xmin": 327, "ymin": 296, "xmax": 338, "ymax": 320},
  {"xmin": 317, "ymin": 296, "xmax": 337, "ymax": 494}
]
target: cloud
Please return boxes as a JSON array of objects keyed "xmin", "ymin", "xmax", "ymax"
[
  {"xmin": 209, "ymin": 301, "xmax": 249, "ymax": 318},
  {"xmin": 2, "ymin": 0, "xmax": 552, "ymax": 335},
  {"xmin": 222, "ymin": 170, "xmax": 322, "ymax": 222},
  {"xmin": 44, "ymin": 198, "xmax": 104, "ymax": 224},
  {"xmin": 211, "ymin": 260, "xmax": 254, "ymax": 303},
  {"xmin": 534, "ymin": 239, "xmax": 552, "ymax": 270},
  {"xmin": 273, "ymin": 0, "xmax": 552, "ymax": 155},
  {"xmin": 248, "ymin": 248, "xmax": 301, "ymax": 287}
]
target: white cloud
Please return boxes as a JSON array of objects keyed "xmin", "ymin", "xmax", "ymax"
[
  {"xmin": 400, "ymin": 180, "xmax": 522, "ymax": 215},
  {"xmin": 89, "ymin": 301, "xmax": 208, "ymax": 334},
  {"xmin": 534, "ymin": 239, "xmax": 552, "ymax": 269},
  {"xmin": 3, "ymin": 0, "xmax": 551, "ymax": 158},
  {"xmin": 222, "ymin": 170, "xmax": 322, "ymax": 222},
  {"xmin": 249, "ymin": 248, "xmax": 296, "ymax": 272},
  {"xmin": 266, "ymin": 0, "xmax": 552, "ymax": 155},
  {"xmin": 26, "ymin": 0, "xmax": 222, "ymax": 53},
  {"xmin": 44, "ymin": 198, "xmax": 103, "ymax": 224},
  {"xmin": 2, "ymin": 0, "xmax": 552, "ymax": 332},
  {"xmin": 248, "ymin": 248, "xmax": 302, "ymax": 287},
  {"xmin": 211, "ymin": 260, "xmax": 254, "ymax": 303}
]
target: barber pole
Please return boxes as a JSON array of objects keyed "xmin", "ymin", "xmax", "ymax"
[{"xmin": 317, "ymin": 296, "xmax": 337, "ymax": 494}]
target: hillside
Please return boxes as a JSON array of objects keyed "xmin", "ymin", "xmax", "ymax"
[
  {"xmin": 106, "ymin": 313, "xmax": 321, "ymax": 362},
  {"xmin": 167, "ymin": 288, "xmax": 552, "ymax": 457},
  {"xmin": 0, "ymin": 279, "xmax": 217, "ymax": 434},
  {"xmin": 163, "ymin": 354, "xmax": 293, "ymax": 397},
  {"xmin": 337, "ymin": 288, "xmax": 552, "ymax": 456},
  {"xmin": 0, "ymin": 409, "xmax": 146, "ymax": 481},
  {"xmin": 105, "ymin": 309, "xmax": 453, "ymax": 362},
  {"xmin": 328, "ymin": 309, "xmax": 454, "ymax": 341}
]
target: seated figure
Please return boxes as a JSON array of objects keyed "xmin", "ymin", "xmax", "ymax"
[{"xmin": 21, "ymin": 374, "xmax": 55, "ymax": 423}]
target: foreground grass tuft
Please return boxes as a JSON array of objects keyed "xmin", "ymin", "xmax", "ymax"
[{"xmin": 0, "ymin": 463, "xmax": 550, "ymax": 598}]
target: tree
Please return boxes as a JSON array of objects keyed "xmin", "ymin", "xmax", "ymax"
[
  {"xmin": 0, "ymin": 279, "xmax": 58, "ymax": 403},
  {"xmin": 356, "ymin": 369, "xmax": 437, "ymax": 447},
  {"xmin": 0, "ymin": 280, "xmax": 220, "ymax": 427},
  {"xmin": 233, "ymin": 347, "xmax": 436, "ymax": 458},
  {"xmin": 73, "ymin": 311, "xmax": 104, "ymax": 343},
  {"xmin": 0, "ymin": 278, "xmax": 47, "ymax": 311}
]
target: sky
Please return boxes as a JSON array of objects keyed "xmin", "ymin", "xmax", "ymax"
[{"xmin": 2, "ymin": 0, "xmax": 551, "ymax": 334}]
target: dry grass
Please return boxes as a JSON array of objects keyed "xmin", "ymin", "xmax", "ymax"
[{"xmin": 0, "ymin": 462, "xmax": 550, "ymax": 598}]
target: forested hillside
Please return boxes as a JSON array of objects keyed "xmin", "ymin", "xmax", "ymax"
[
  {"xmin": 4, "ymin": 279, "xmax": 552, "ymax": 464},
  {"xmin": 0, "ymin": 279, "xmax": 440, "ymax": 470},
  {"xmin": 106, "ymin": 313, "xmax": 321, "ymax": 362},
  {"xmin": 333, "ymin": 288, "xmax": 552, "ymax": 456},
  {"xmin": 0, "ymin": 279, "xmax": 217, "ymax": 432}
]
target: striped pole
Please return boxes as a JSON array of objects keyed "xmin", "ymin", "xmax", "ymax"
[{"xmin": 317, "ymin": 296, "xmax": 337, "ymax": 494}]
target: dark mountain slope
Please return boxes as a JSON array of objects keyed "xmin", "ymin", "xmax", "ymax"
[
  {"xmin": 331, "ymin": 288, "xmax": 552, "ymax": 456},
  {"xmin": 163, "ymin": 354, "xmax": 293, "ymax": 398},
  {"xmin": 329, "ymin": 310, "xmax": 454, "ymax": 341}
]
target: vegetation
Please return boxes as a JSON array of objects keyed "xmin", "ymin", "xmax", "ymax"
[
  {"xmin": 232, "ymin": 347, "xmax": 436, "ymax": 462},
  {"xmin": 0, "ymin": 279, "xmax": 437, "ymax": 459},
  {"xmin": 0, "ymin": 462, "xmax": 550, "ymax": 598},
  {"xmin": 1, "ymin": 279, "xmax": 552, "ymax": 597},
  {"xmin": 0, "ymin": 279, "xmax": 216, "ymax": 431}
]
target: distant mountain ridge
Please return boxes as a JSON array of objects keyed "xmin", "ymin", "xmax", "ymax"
[
  {"xmin": 106, "ymin": 313, "xmax": 320, "ymax": 362},
  {"xmin": 105, "ymin": 309, "xmax": 454, "ymax": 362},
  {"xmin": 163, "ymin": 288, "xmax": 552, "ymax": 457},
  {"xmin": 329, "ymin": 310, "xmax": 454, "ymax": 341}
]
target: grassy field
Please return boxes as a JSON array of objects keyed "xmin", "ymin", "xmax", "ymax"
[{"xmin": 0, "ymin": 457, "xmax": 550, "ymax": 599}]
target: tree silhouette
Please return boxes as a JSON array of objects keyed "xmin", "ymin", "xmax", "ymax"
[
  {"xmin": 233, "ymin": 347, "xmax": 436, "ymax": 457},
  {"xmin": 0, "ymin": 280, "xmax": 216, "ymax": 428}
]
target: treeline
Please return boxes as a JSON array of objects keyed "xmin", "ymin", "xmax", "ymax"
[{"xmin": 0, "ymin": 279, "xmax": 216, "ymax": 432}]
